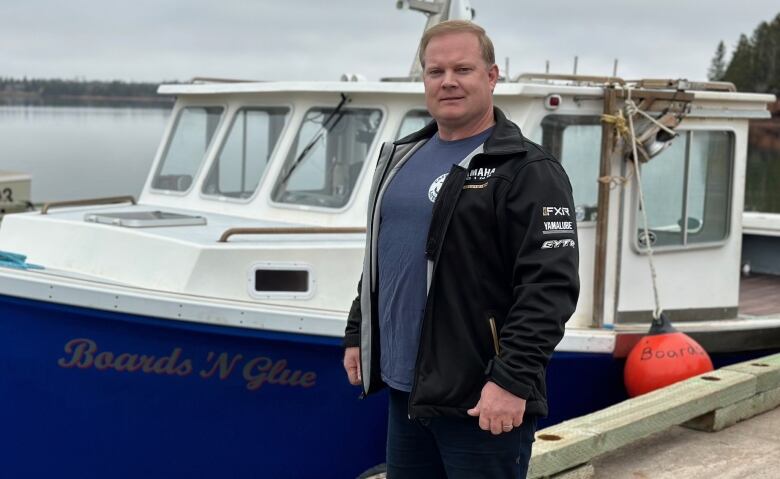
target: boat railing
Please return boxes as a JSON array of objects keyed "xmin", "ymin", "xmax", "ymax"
[
  {"xmin": 514, "ymin": 73, "xmax": 626, "ymax": 86},
  {"xmin": 40, "ymin": 195, "xmax": 136, "ymax": 215},
  {"xmin": 628, "ymin": 78, "xmax": 737, "ymax": 92},
  {"xmin": 218, "ymin": 227, "xmax": 366, "ymax": 243},
  {"xmin": 513, "ymin": 73, "xmax": 737, "ymax": 93}
]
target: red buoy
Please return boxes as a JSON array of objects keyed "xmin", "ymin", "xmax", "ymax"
[{"xmin": 624, "ymin": 313, "xmax": 714, "ymax": 397}]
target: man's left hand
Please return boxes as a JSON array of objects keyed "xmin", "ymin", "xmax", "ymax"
[{"xmin": 467, "ymin": 381, "xmax": 527, "ymax": 435}]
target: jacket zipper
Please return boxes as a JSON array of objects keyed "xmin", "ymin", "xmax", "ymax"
[
  {"xmin": 488, "ymin": 316, "xmax": 500, "ymax": 355},
  {"xmin": 407, "ymin": 162, "xmax": 473, "ymax": 419}
]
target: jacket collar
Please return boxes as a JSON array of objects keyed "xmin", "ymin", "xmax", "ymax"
[{"xmin": 394, "ymin": 106, "xmax": 528, "ymax": 156}]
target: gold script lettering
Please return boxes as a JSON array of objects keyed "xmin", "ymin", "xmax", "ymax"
[
  {"xmin": 242, "ymin": 357, "xmax": 317, "ymax": 390},
  {"xmin": 57, "ymin": 339, "xmax": 314, "ymax": 390},
  {"xmin": 57, "ymin": 338, "xmax": 192, "ymax": 377},
  {"xmin": 199, "ymin": 352, "xmax": 243, "ymax": 379},
  {"xmin": 94, "ymin": 351, "xmax": 115, "ymax": 371},
  {"xmin": 58, "ymin": 338, "xmax": 97, "ymax": 369}
]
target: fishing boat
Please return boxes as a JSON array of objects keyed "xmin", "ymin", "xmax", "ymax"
[{"xmin": 1, "ymin": 1, "xmax": 778, "ymax": 478}]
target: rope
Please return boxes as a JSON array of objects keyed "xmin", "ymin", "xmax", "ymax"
[
  {"xmin": 625, "ymin": 87, "xmax": 664, "ymax": 320},
  {"xmin": 599, "ymin": 110, "xmax": 634, "ymax": 190},
  {"xmin": 625, "ymin": 101, "xmax": 678, "ymax": 137},
  {"xmin": 597, "ymin": 169, "xmax": 633, "ymax": 190},
  {"xmin": 601, "ymin": 111, "xmax": 631, "ymax": 142}
]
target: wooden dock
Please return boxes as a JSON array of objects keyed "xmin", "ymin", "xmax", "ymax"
[
  {"xmin": 530, "ymin": 353, "xmax": 780, "ymax": 479},
  {"xmin": 590, "ymin": 405, "xmax": 780, "ymax": 478}
]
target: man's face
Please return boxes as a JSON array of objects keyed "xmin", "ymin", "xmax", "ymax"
[{"xmin": 422, "ymin": 32, "xmax": 498, "ymax": 131}]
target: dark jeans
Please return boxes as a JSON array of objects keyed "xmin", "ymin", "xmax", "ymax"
[{"xmin": 386, "ymin": 388, "xmax": 537, "ymax": 479}]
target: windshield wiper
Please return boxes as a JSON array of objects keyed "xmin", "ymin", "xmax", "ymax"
[{"xmin": 278, "ymin": 93, "xmax": 350, "ymax": 186}]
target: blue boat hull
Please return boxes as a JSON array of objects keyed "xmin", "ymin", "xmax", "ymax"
[
  {"xmin": 1, "ymin": 293, "xmax": 775, "ymax": 478},
  {"xmin": 0, "ymin": 294, "xmax": 387, "ymax": 479}
]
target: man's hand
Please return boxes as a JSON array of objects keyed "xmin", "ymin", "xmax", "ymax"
[
  {"xmin": 343, "ymin": 347, "xmax": 362, "ymax": 386},
  {"xmin": 467, "ymin": 381, "xmax": 526, "ymax": 435}
]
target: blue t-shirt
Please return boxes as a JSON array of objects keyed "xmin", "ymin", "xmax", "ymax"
[{"xmin": 378, "ymin": 127, "xmax": 493, "ymax": 391}]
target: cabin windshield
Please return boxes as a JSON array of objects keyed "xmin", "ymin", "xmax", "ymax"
[
  {"xmin": 272, "ymin": 107, "xmax": 382, "ymax": 208},
  {"xmin": 202, "ymin": 107, "xmax": 290, "ymax": 200},
  {"xmin": 152, "ymin": 106, "xmax": 224, "ymax": 192}
]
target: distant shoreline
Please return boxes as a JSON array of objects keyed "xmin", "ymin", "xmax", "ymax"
[
  {"xmin": 0, "ymin": 78, "xmax": 176, "ymax": 108},
  {"xmin": 0, "ymin": 92, "xmax": 173, "ymax": 108}
]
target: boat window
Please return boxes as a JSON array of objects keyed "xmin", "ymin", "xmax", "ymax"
[
  {"xmin": 152, "ymin": 106, "xmax": 224, "ymax": 192},
  {"xmin": 397, "ymin": 110, "xmax": 431, "ymax": 139},
  {"xmin": 542, "ymin": 115, "xmax": 601, "ymax": 222},
  {"xmin": 272, "ymin": 107, "xmax": 383, "ymax": 208},
  {"xmin": 202, "ymin": 107, "xmax": 289, "ymax": 199},
  {"xmin": 637, "ymin": 130, "xmax": 733, "ymax": 248}
]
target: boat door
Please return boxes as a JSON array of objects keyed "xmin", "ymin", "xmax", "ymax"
[{"xmin": 613, "ymin": 117, "xmax": 746, "ymax": 324}]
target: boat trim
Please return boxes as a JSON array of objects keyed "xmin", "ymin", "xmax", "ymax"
[
  {"xmin": 617, "ymin": 307, "xmax": 739, "ymax": 323},
  {"xmin": 2, "ymin": 268, "xmax": 777, "ymax": 356},
  {"xmin": 0, "ymin": 268, "xmax": 615, "ymax": 354},
  {"xmin": 613, "ymin": 317, "xmax": 780, "ymax": 356}
]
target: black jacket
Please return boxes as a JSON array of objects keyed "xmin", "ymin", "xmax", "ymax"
[{"xmin": 344, "ymin": 107, "xmax": 580, "ymax": 418}]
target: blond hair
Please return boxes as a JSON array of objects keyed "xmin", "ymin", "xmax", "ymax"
[{"xmin": 418, "ymin": 20, "xmax": 495, "ymax": 68}]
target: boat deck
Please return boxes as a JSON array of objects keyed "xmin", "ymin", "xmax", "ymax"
[{"xmin": 739, "ymin": 273, "xmax": 780, "ymax": 316}]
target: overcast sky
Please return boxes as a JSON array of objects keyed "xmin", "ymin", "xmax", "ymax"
[{"xmin": 2, "ymin": 0, "xmax": 778, "ymax": 84}]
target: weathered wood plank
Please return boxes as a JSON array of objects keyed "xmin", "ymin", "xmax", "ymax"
[
  {"xmin": 723, "ymin": 353, "xmax": 780, "ymax": 392},
  {"xmin": 528, "ymin": 369, "xmax": 757, "ymax": 478},
  {"xmin": 683, "ymin": 385, "xmax": 780, "ymax": 432}
]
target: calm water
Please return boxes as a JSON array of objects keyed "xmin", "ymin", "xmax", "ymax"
[{"xmin": 0, "ymin": 106, "xmax": 171, "ymax": 203}]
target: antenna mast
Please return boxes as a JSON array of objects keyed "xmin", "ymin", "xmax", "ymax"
[{"xmin": 397, "ymin": 0, "xmax": 475, "ymax": 79}]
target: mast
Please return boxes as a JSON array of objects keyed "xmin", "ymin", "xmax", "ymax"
[{"xmin": 397, "ymin": 0, "xmax": 475, "ymax": 79}]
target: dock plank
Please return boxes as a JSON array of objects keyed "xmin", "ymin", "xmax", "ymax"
[
  {"xmin": 528, "ymin": 369, "xmax": 757, "ymax": 478},
  {"xmin": 683, "ymin": 386, "xmax": 780, "ymax": 432},
  {"xmin": 722, "ymin": 353, "xmax": 780, "ymax": 392}
]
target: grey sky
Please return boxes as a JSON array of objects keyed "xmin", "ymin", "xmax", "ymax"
[{"xmin": 2, "ymin": 0, "xmax": 778, "ymax": 84}]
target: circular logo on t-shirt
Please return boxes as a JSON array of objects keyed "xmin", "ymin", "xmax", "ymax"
[{"xmin": 428, "ymin": 173, "xmax": 448, "ymax": 203}]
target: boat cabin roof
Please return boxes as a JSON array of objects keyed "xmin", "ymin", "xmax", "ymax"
[{"xmin": 158, "ymin": 80, "xmax": 776, "ymax": 106}]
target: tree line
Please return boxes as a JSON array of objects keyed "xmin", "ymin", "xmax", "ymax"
[
  {"xmin": 0, "ymin": 77, "xmax": 172, "ymax": 103},
  {"xmin": 709, "ymin": 12, "xmax": 780, "ymax": 95},
  {"xmin": 711, "ymin": 12, "xmax": 780, "ymax": 214}
]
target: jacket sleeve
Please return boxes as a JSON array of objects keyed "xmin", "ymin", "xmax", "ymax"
[
  {"xmin": 343, "ymin": 275, "xmax": 362, "ymax": 348},
  {"xmin": 489, "ymin": 158, "xmax": 580, "ymax": 400}
]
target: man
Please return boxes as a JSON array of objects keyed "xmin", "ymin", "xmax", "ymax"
[{"xmin": 343, "ymin": 20, "xmax": 579, "ymax": 478}]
